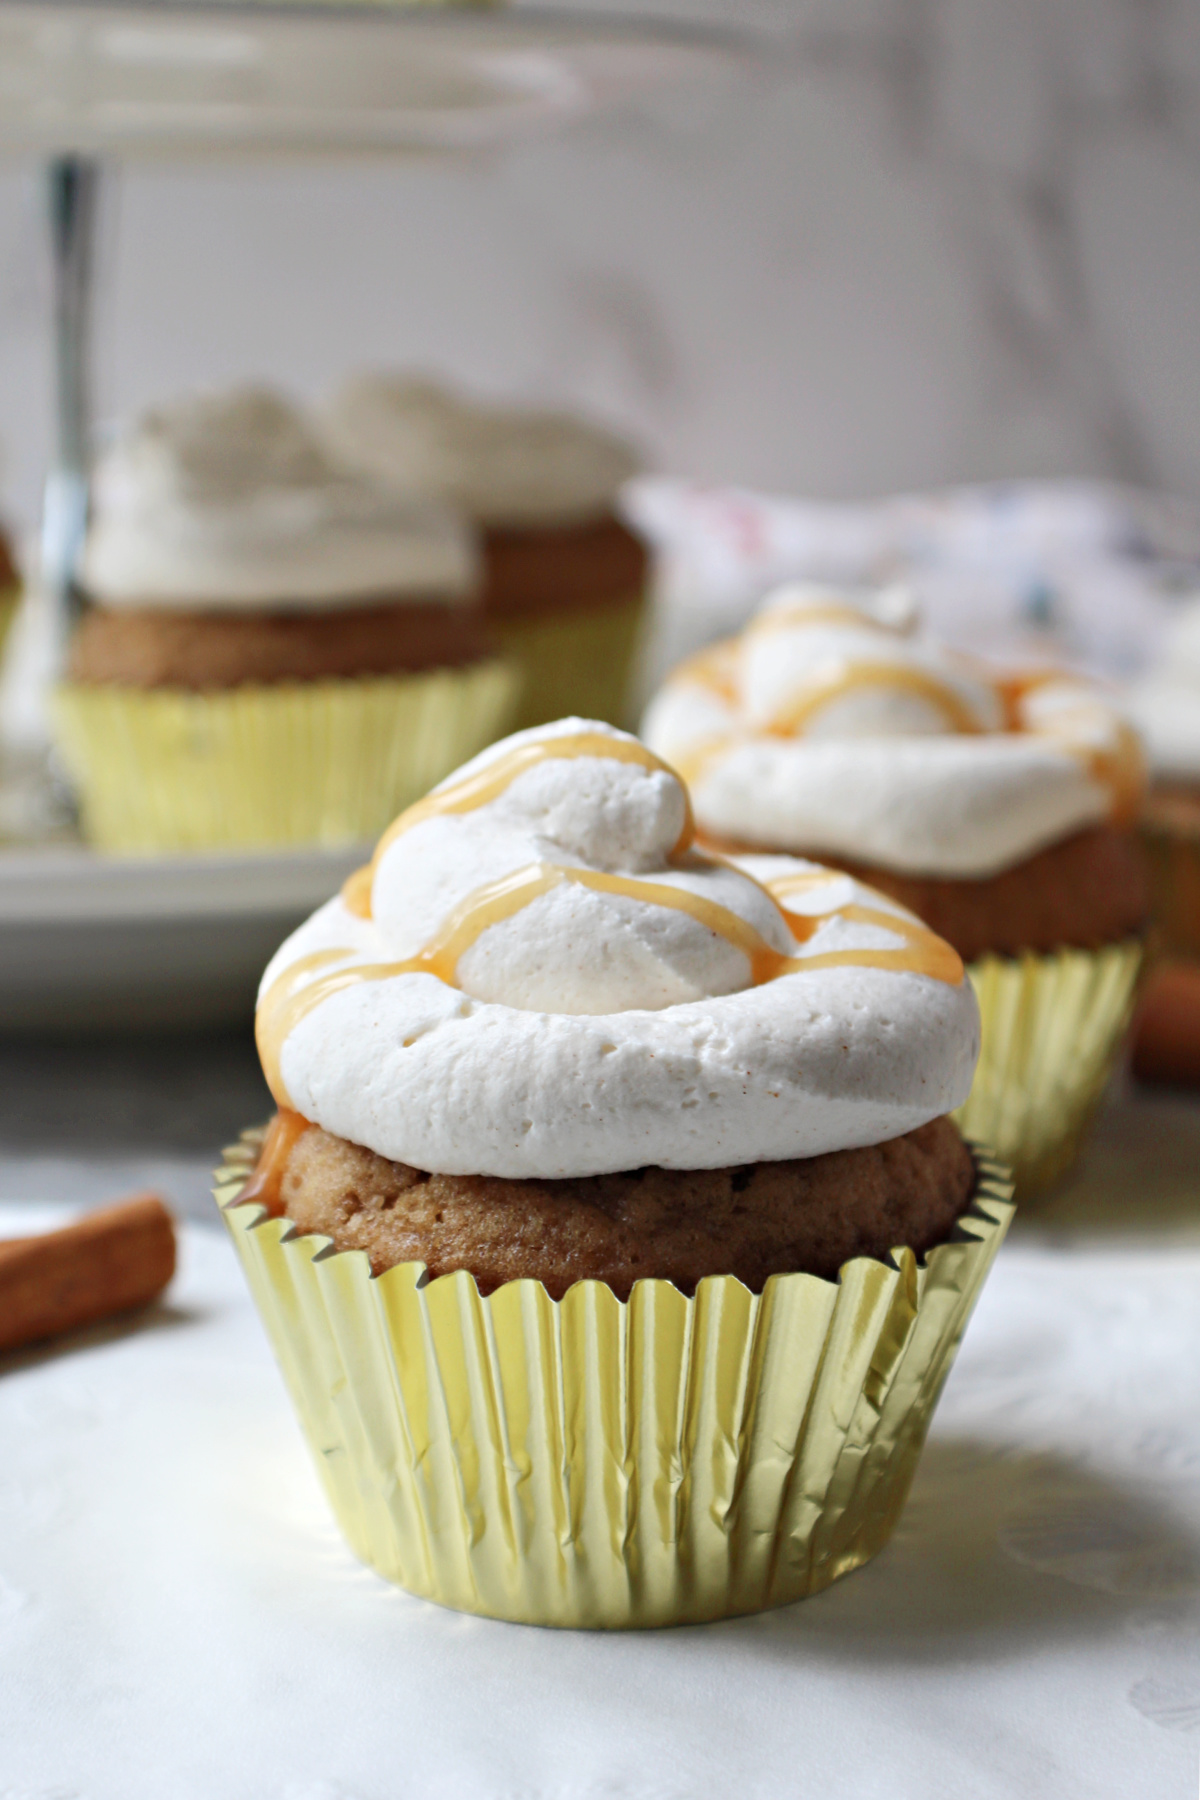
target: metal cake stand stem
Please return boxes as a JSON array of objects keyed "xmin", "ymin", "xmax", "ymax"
[{"xmin": 43, "ymin": 155, "xmax": 99, "ymax": 660}]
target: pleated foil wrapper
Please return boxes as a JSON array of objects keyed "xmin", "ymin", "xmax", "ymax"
[
  {"xmin": 0, "ymin": 584, "xmax": 18, "ymax": 661},
  {"xmin": 216, "ymin": 1130, "xmax": 1013, "ymax": 1630},
  {"xmin": 51, "ymin": 659, "xmax": 519, "ymax": 855},
  {"xmin": 494, "ymin": 591, "xmax": 647, "ymax": 732},
  {"xmin": 955, "ymin": 939, "xmax": 1143, "ymax": 1197}
]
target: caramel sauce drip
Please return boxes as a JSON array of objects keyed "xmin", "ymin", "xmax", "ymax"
[
  {"xmin": 674, "ymin": 647, "xmax": 1141, "ymax": 823},
  {"xmin": 667, "ymin": 637, "xmax": 986, "ymax": 783},
  {"xmin": 994, "ymin": 666, "xmax": 1065, "ymax": 730},
  {"xmin": 258, "ymin": 860, "xmax": 963, "ymax": 1110},
  {"xmin": 671, "ymin": 639, "xmax": 739, "ymax": 705},
  {"xmin": 1087, "ymin": 716, "xmax": 1146, "ymax": 826},
  {"xmin": 341, "ymin": 863, "xmax": 373, "ymax": 920},
  {"xmin": 256, "ymin": 948, "xmax": 357, "ymax": 1111},
  {"xmin": 235, "ymin": 1107, "xmax": 315, "ymax": 1216},
  {"xmin": 377, "ymin": 730, "xmax": 694, "ymax": 866},
  {"xmin": 1034, "ymin": 706, "xmax": 1147, "ymax": 827},
  {"xmin": 764, "ymin": 866, "xmax": 964, "ymax": 985},
  {"xmin": 995, "ymin": 669, "xmax": 1147, "ymax": 824},
  {"xmin": 342, "ymin": 729, "xmax": 697, "ymax": 924},
  {"xmin": 777, "ymin": 902, "xmax": 964, "ymax": 986},
  {"xmin": 766, "ymin": 662, "xmax": 986, "ymax": 737}
]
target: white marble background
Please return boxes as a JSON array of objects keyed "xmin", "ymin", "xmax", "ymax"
[{"xmin": 0, "ymin": 0, "xmax": 1196, "ymax": 537}]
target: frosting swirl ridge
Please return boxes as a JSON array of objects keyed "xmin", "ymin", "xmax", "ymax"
[
  {"xmin": 256, "ymin": 719, "xmax": 979, "ymax": 1178},
  {"xmin": 83, "ymin": 387, "xmax": 478, "ymax": 610},
  {"xmin": 324, "ymin": 376, "xmax": 641, "ymax": 528}
]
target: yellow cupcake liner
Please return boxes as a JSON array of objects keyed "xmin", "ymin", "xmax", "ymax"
[
  {"xmin": 51, "ymin": 660, "xmax": 520, "ymax": 855},
  {"xmin": 955, "ymin": 939, "xmax": 1143, "ymax": 1197},
  {"xmin": 0, "ymin": 584, "xmax": 19, "ymax": 663},
  {"xmin": 216, "ymin": 1130, "xmax": 1012, "ymax": 1629},
  {"xmin": 1141, "ymin": 819, "xmax": 1200, "ymax": 963},
  {"xmin": 494, "ymin": 591, "xmax": 647, "ymax": 732}
]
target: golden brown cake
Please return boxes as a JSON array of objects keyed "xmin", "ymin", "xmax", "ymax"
[
  {"xmin": 481, "ymin": 512, "xmax": 647, "ymax": 623},
  {"xmin": 68, "ymin": 597, "xmax": 495, "ymax": 689},
  {"xmin": 249, "ymin": 1111, "xmax": 975, "ymax": 1299}
]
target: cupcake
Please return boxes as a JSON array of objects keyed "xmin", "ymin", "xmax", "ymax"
[
  {"xmin": 1126, "ymin": 599, "xmax": 1200, "ymax": 1088},
  {"xmin": 217, "ymin": 718, "xmax": 1011, "ymax": 1628},
  {"xmin": 1127, "ymin": 597, "xmax": 1200, "ymax": 962},
  {"xmin": 643, "ymin": 584, "xmax": 1150, "ymax": 1193},
  {"xmin": 324, "ymin": 376, "xmax": 647, "ymax": 731},
  {"xmin": 53, "ymin": 387, "xmax": 518, "ymax": 855}
]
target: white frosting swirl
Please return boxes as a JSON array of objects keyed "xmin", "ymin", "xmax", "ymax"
[
  {"xmin": 83, "ymin": 387, "xmax": 478, "ymax": 610},
  {"xmin": 1127, "ymin": 597, "xmax": 1200, "ymax": 781},
  {"xmin": 323, "ymin": 375, "xmax": 641, "ymax": 528},
  {"xmin": 256, "ymin": 719, "xmax": 979, "ymax": 1178},
  {"xmin": 643, "ymin": 584, "xmax": 1142, "ymax": 878}
]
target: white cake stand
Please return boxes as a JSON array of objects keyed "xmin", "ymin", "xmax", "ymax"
[{"xmin": 0, "ymin": 0, "xmax": 751, "ymax": 1026}]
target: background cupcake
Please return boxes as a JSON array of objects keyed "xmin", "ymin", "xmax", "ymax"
[
  {"xmin": 220, "ymin": 718, "xmax": 1009, "ymax": 1628},
  {"xmin": 1127, "ymin": 596, "xmax": 1200, "ymax": 963},
  {"xmin": 324, "ymin": 376, "xmax": 647, "ymax": 731},
  {"xmin": 643, "ymin": 583, "xmax": 1150, "ymax": 1192},
  {"xmin": 1126, "ymin": 597, "xmax": 1200, "ymax": 1088},
  {"xmin": 54, "ymin": 387, "xmax": 518, "ymax": 855}
]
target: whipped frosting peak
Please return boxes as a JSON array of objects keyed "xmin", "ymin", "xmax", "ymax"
[
  {"xmin": 83, "ymin": 385, "xmax": 478, "ymax": 610},
  {"xmin": 323, "ymin": 375, "xmax": 641, "ymax": 528},
  {"xmin": 256, "ymin": 719, "xmax": 979, "ymax": 1178},
  {"xmin": 643, "ymin": 583, "xmax": 1143, "ymax": 878}
]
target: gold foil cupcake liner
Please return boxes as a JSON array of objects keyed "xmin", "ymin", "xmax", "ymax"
[
  {"xmin": 955, "ymin": 939, "xmax": 1143, "ymax": 1197},
  {"xmin": 216, "ymin": 1130, "xmax": 1012, "ymax": 1629},
  {"xmin": 494, "ymin": 591, "xmax": 647, "ymax": 732},
  {"xmin": 0, "ymin": 584, "xmax": 19, "ymax": 661},
  {"xmin": 51, "ymin": 660, "xmax": 520, "ymax": 855}
]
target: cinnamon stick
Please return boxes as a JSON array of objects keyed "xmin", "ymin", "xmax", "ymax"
[{"xmin": 0, "ymin": 1195, "xmax": 177, "ymax": 1355}]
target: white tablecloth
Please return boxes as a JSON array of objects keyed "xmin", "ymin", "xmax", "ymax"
[{"xmin": 1, "ymin": 1202, "xmax": 1199, "ymax": 1800}]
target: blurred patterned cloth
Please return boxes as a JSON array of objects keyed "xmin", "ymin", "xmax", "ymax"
[{"xmin": 626, "ymin": 478, "xmax": 1200, "ymax": 698}]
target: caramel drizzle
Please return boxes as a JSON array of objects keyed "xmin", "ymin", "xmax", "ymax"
[
  {"xmin": 766, "ymin": 662, "xmax": 986, "ymax": 737},
  {"xmin": 672, "ymin": 639, "xmax": 739, "ymax": 705},
  {"xmin": 682, "ymin": 629, "xmax": 1140, "ymax": 816},
  {"xmin": 1030, "ymin": 705, "xmax": 1146, "ymax": 827},
  {"xmin": 668, "ymin": 637, "xmax": 986, "ymax": 785},
  {"xmin": 994, "ymin": 666, "xmax": 1066, "ymax": 731},
  {"xmin": 343, "ymin": 729, "xmax": 697, "ymax": 923},
  {"xmin": 675, "ymin": 616, "xmax": 979, "ymax": 737},
  {"xmin": 258, "ymin": 860, "xmax": 963, "ymax": 1111},
  {"xmin": 235, "ymin": 1107, "xmax": 314, "ymax": 1216},
  {"xmin": 381, "ymin": 729, "xmax": 692, "ymax": 863},
  {"xmin": 763, "ymin": 866, "xmax": 963, "ymax": 984},
  {"xmin": 995, "ymin": 668, "xmax": 1146, "ymax": 824}
]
